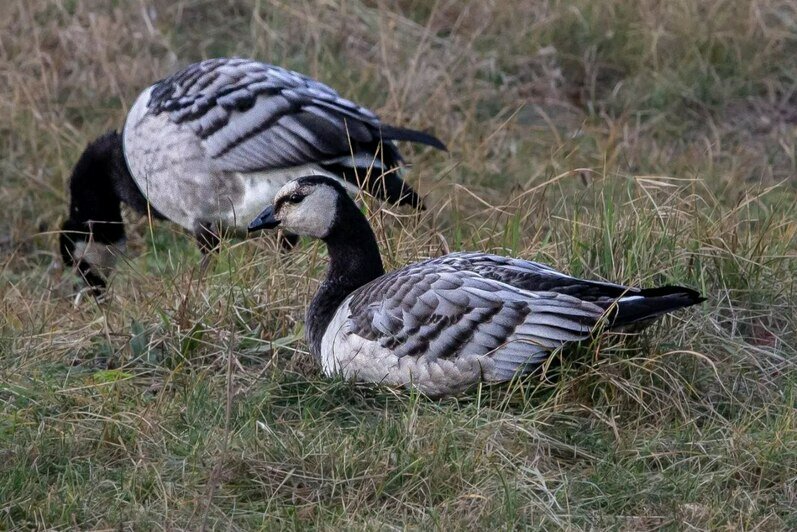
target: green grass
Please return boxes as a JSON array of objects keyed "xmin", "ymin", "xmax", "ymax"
[{"xmin": 2, "ymin": 0, "xmax": 797, "ymax": 528}]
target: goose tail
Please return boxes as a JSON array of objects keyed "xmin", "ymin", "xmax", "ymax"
[
  {"xmin": 612, "ymin": 286, "xmax": 705, "ymax": 327},
  {"xmin": 378, "ymin": 124, "xmax": 448, "ymax": 152}
]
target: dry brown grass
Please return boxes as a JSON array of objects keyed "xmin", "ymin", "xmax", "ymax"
[{"xmin": 1, "ymin": 0, "xmax": 796, "ymax": 529}]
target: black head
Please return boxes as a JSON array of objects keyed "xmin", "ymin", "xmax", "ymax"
[{"xmin": 59, "ymin": 230, "xmax": 107, "ymax": 296}]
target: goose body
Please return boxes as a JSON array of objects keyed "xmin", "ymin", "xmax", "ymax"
[
  {"xmin": 60, "ymin": 58, "xmax": 445, "ymax": 293},
  {"xmin": 249, "ymin": 176, "xmax": 705, "ymax": 397}
]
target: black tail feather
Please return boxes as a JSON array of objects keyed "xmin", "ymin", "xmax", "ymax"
[
  {"xmin": 378, "ymin": 124, "xmax": 448, "ymax": 152},
  {"xmin": 376, "ymin": 170, "xmax": 424, "ymax": 208},
  {"xmin": 317, "ymin": 123, "xmax": 442, "ymax": 209},
  {"xmin": 612, "ymin": 285, "xmax": 705, "ymax": 327},
  {"xmin": 320, "ymin": 161, "xmax": 424, "ymax": 209}
]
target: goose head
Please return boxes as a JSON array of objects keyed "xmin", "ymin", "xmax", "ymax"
[{"xmin": 248, "ymin": 176, "xmax": 349, "ymax": 239}]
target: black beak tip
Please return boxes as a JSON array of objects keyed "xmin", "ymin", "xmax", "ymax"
[{"xmin": 248, "ymin": 206, "xmax": 280, "ymax": 232}]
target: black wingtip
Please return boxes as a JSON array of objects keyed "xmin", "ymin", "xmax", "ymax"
[
  {"xmin": 639, "ymin": 285, "xmax": 706, "ymax": 304},
  {"xmin": 377, "ymin": 172, "xmax": 425, "ymax": 209},
  {"xmin": 612, "ymin": 284, "xmax": 705, "ymax": 328},
  {"xmin": 399, "ymin": 190, "xmax": 426, "ymax": 210},
  {"xmin": 379, "ymin": 124, "xmax": 448, "ymax": 152}
]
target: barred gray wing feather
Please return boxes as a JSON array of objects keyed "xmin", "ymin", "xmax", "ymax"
[
  {"xmin": 436, "ymin": 252, "xmax": 642, "ymax": 304},
  {"xmin": 146, "ymin": 58, "xmax": 395, "ymax": 173},
  {"xmin": 346, "ymin": 258, "xmax": 606, "ymax": 381}
]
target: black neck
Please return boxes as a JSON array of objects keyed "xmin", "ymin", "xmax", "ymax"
[
  {"xmin": 324, "ymin": 215, "xmax": 385, "ymax": 290},
  {"xmin": 66, "ymin": 131, "xmax": 126, "ymax": 240},
  {"xmin": 306, "ymin": 196, "xmax": 385, "ymax": 359},
  {"xmin": 60, "ymin": 131, "xmax": 131, "ymax": 290}
]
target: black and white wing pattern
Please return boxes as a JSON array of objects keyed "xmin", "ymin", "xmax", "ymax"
[
  {"xmin": 434, "ymin": 252, "xmax": 637, "ymax": 304},
  {"xmin": 144, "ymin": 58, "xmax": 444, "ymax": 203},
  {"xmin": 321, "ymin": 253, "xmax": 702, "ymax": 396},
  {"xmin": 322, "ymin": 256, "xmax": 606, "ymax": 396},
  {"xmin": 434, "ymin": 252, "xmax": 704, "ymax": 326}
]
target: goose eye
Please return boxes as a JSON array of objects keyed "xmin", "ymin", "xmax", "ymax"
[{"xmin": 287, "ymin": 193, "xmax": 304, "ymax": 204}]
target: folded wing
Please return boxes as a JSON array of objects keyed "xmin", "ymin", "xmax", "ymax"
[
  {"xmin": 146, "ymin": 58, "xmax": 445, "ymax": 206},
  {"xmin": 344, "ymin": 258, "xmax": 607, "ymax": 382}
]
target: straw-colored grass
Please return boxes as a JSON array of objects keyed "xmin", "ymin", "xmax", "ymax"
[{"xmin": 1, "ymin": 0, "xmax": 796, "ymax": 528}]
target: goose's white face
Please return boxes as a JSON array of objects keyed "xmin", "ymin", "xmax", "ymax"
[{"xmin": 267, "ymin": 179, "xmax": 339, "ymax": 238}]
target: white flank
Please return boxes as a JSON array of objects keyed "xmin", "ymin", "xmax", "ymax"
[{"xmin": 319, "ymin": 296, "xmax": 495, "ymax": 396}]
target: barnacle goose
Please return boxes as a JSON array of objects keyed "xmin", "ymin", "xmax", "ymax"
[
  {"xmin": 248, "ymin": 176, "xmax": 705, "ymax": 397},
  {"xmin": 59, "ymin": 57, "xmax": 446, "ymax": 295}
]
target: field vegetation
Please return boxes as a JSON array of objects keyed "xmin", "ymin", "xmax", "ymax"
[{"xmin": 1, "ymin": 0, "xmax": 796, "ymax": 528}]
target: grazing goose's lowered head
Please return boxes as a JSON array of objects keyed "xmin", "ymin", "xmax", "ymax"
[
  {"xmin": 59, "ymin": 132, "xmax": 133, "ymax": 294},
  {"xmin": 250, "ymin": 177, "xmax": 705, "ymax": 397}
]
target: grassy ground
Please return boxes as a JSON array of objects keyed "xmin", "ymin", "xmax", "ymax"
[{"xmin": 1, "ymin": 0, "xmax": 796, "ymax": 528}]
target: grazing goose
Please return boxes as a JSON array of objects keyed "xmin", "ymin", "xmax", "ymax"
[
  {"xmin": 59, "ymin": 57, "xmax": 446, "ymax": 294},
  {"xmin": 248, "ymin": 176, "xmax": 705, "ymax": 397}
]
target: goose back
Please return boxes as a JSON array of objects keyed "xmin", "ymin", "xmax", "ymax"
[{"xmin": 123, "ymin": 58, "xmax": 442, "ymax": 231}]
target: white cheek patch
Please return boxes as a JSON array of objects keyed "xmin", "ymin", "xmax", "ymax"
[
  {"xmin": 280, "ymin": 186, "xmax": 338, "ymax": 238},
  {"xmin": 72, "ymin": 239, "xmax": 126, "ymax": 276}
]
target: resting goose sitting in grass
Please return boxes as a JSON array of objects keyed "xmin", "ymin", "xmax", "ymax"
[
  {"xmin": 60, "ymin": 57, "xmax": 446, "ymax": 295},
  {"xmin": 248, "ymin": 176, "xmax": 705, "ymax": 397}
]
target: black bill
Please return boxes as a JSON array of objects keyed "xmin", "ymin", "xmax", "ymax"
[{"xmin": 248, "ymin": 205, "xmax": 280, "ymax": 232}]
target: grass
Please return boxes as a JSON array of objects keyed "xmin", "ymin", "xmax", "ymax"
[{"xmin": 1, "ymin": 0, "xmax": 796, "ymax": 528}]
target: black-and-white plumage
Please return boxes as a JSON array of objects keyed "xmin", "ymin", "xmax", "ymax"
[
  {"xmin": 59, "ymin": 57, "xmax": 446, "ymax": 294},
  {"xmin": 248, "ymin": 176, "xmax": 705, "ymax": 397}
]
